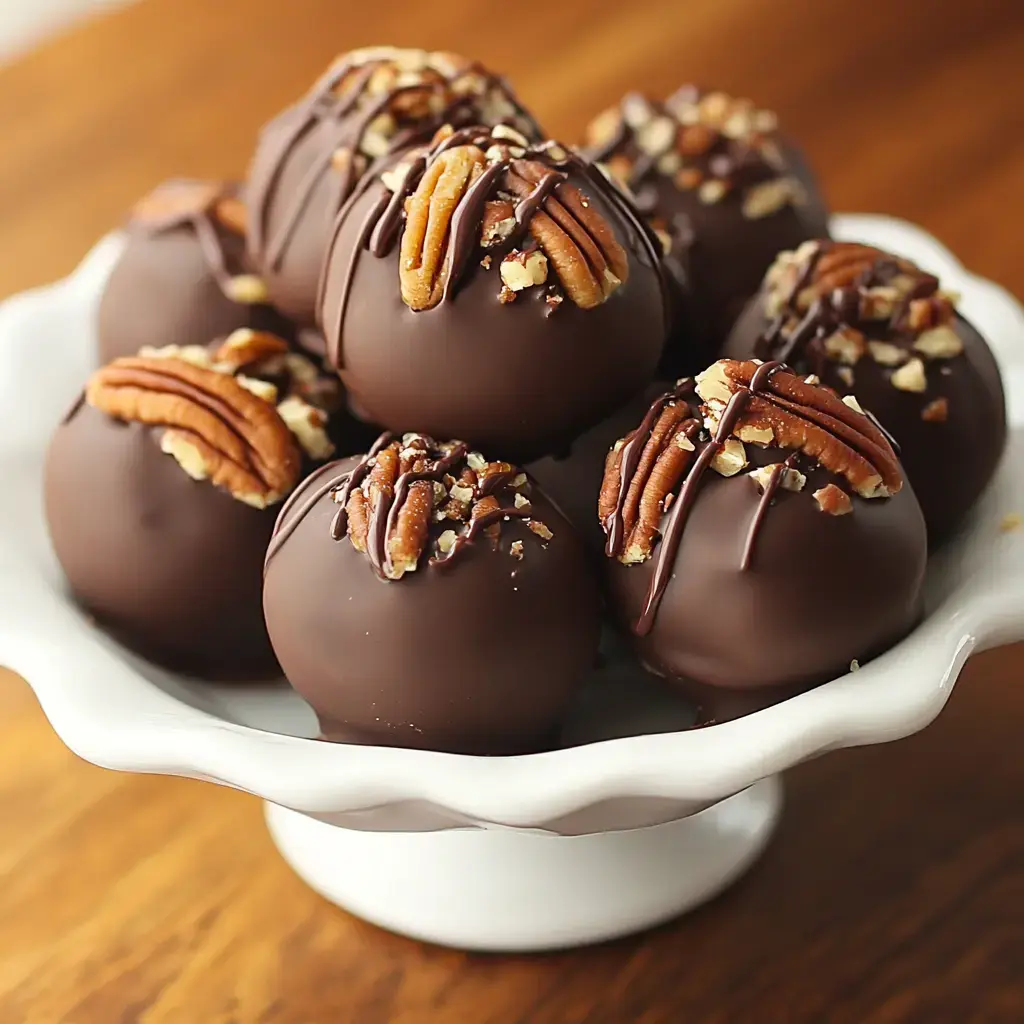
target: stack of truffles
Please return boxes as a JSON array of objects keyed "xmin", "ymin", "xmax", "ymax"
[{"xmin": 44, "ymin": 47, "xmax": 1007, "ymax": 752}]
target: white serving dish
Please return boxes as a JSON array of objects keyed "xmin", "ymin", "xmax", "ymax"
[{"xmin": 1, "ymin": 215, "xmax": 1022, "ymax": 951}]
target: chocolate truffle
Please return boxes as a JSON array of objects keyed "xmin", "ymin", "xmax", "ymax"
[
  {"xmin": 600, "ymin": 359, "xmax": 927, "ymax": 693},
  {"xmin": 245, "ymin": 47, "xmax": 542, "ymax": 326},
  {"xmin": 583, "ymin": 88, "xmax": 830, "ymax": 374},
  {"xmin": 318, "ymin": 126, "xmax": 669, "ymax": 463},
  {"xmin": 725, "ymin": 240, "xmax": 1007, "ymax": 545},
  {"xmin": 98, "ymin": 180, "xmax": 287, "ymax": 364},
  {"xmin": 45, "ymin": 332, "xmax": 341, "ymax": 679},
  {"xmin": 263, "ymin": 434, "xmax": 601, "ymax": 754}
]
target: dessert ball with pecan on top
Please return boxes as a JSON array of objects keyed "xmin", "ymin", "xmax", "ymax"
[
  {"xmin": 600, "ymin": 359, "xmax": 927, "ymax": 695},
  {"xmin": 98, "ymin": 180, "xmax": 289, "ymax": 364},
  {"xmin": 725, "ymin": 240, "xmax": 1007, "ymax": 545},
  {"xmin": 584, "ymin": 88, "xmax": 830, "ymax": 374},
  {"xmin": 245, "ymin": 46, "xmax": 542, "ymax": 327},
  {"xmin": 45, "ymin": 331, "xmax": 343, "ymax": 679},
  {"xmin": 318, "ymin": 125, "xmax": 670, "ymax": 463},
  {"xmin": 263, "ymin": 434, "xmax": 601, "ymax": 754}
]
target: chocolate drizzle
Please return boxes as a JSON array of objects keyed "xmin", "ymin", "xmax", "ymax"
[
  {"xmin": 322, "ymin": 128, "xmax": 668, "ymax": 372},
  {"xmin": 429, "ymin": 507, "xmax": 532, "ymax": 568},
  {"xmin": 756, "ymin": 241, "xmax": 943, "ymax": 370},
  {"xmin": 739, "ymin": 452, "xmax": 797, "ymax": 571},
  {"xmin": 371, "ymin": 443, "xmax": 468, "ymax": 578},
  {"xmin": 269, "ymin": 432, "xmax": 545, "ymax": 579},
  {"xmin": 603, "ymin": 357, "xmax": 907, "ymax": 635},
  {"xmin": 248, "ymin": 51, "xmax": 538, "ymax": 277},
  {"xmin": 602, "ymin": 380, "xmax": 697, "ymax": 558},
  {"xmin": 603, "ymin": 364, "xmax": 794, "ymax": 635},
  {"xmin": 132, "ymin": 181, "xmax": 246, "ymax": 300},
  {"xmin": 327, "ymin": 431, "xmax": 395, "ymax": 542},
  {"xmin": 636, "ymin": 361, "xmax": 784, "ymax": 633}
]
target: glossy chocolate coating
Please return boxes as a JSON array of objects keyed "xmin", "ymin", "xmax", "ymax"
[
  {"xmin": 585, "ymin": 91, "xmax": 829, "ymax": 375},
  {"xmin": 245, "ymin": 51, "xmax": 542, "ymax": 326},
  {"xmin": 319, "ymin": 149, "xmax": 668, "ymax": 464},
  {"xmin": 604, "ymin": 448, "xmax": 927, "ymax": 690},
  {"xmin": 97, "ymin": 185, "xmax": 287, "ymax": 364},
  {"xmin": 655, "ymin": 147, "xmax": 828, "ymax": 373},
  {"xmin": 726, "ymin": 297, "xmax": 1006, "ymax": 546},
  {"xmin": 527, "ymin": 382, "xmax": 671, "ymax": 556},
  {"xmin": 45, "ymin": 402, "xmax": 280, "ymax": 679},
  {"xmin": 263, "ymin": 458, "xmax": 601, "ymax": 754}
]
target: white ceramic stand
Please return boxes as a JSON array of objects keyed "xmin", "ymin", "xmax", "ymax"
[{"xmin": 265, "ymin": 776, "xmax": 783, "ymax": 951}]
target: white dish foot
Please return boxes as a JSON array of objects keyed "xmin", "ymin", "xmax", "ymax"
[{"xmin": 265, "ymin": 775, "xmax": 783, "ymax": 952}]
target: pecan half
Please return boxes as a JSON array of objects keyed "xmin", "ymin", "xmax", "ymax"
[
  {"xmin": 400, "ymin": 145, "xmax": 487, "ymax": 310},
  {"xmin": 211, "ymin": 329, "xmax": 290, "ymax": 372},
  {"xmin": 131, "ymin": 180, "xmax": 223, "ymax": 227},
  {"xmin": 599, "ymin": 396, "xmax": 701, "ymax": 563},
  {"xmin": 213, "ymin": 195, "xmax": 247, "ymax": 236},
  {"xmin": 695, "ymin": 360, "xmax": 904, "ymax": 499},
  {"xmin": 86, "ymin": 357, "xmax": 302, "ymax": 508},
  {"xmin": 504, "ymin": 159, "xmax": 629, "ymax": 310},
  {"xmin": 768, "ymin": 240, "xmax": 941, "ymax": 322}
]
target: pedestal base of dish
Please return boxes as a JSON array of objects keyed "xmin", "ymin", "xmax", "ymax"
[{"xmin": 264, "ymin": 775, "xmax": 782, "ymax": 951}]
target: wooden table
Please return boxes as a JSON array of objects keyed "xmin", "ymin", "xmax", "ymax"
[{"xmin": 1, "ymin": 1, "xmax": 1023, "ymax": 1020}]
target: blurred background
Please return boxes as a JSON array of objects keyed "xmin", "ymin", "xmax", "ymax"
[
  {"xmin": 1, "ymin": 0, "xmax": 1021, "ymax": 297},
  {"xmin": 1, "ymin": 1, "xmax": 1022, "ymax": 1021},
  {"xmin": 0, "ymin": 0, "xmax": 125, "ymax": 60}
]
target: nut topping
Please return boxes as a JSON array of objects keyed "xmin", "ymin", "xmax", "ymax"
[
  {"xmin": 696, "ymin": 360, "xmax": 904, "ymax": 498},
  {"xmin": 823, "ymin": 327, "xmax": 867, "ymax": 366},
  {"xmin": 211, "ymin": 329, "xmax": 290, "ymax": 372},
  {"xmin": 386, "ymin": 128, "xmax": 636, "ymax": 313},
  {"xmin": 499, "ymin": 248, "xmax": 549, "ymax": 292},
  {"xmin": 913, "ymin": 325, "xmax": 964, "ymax": 360},
  {"xmin": 711, "ymin": 438, "xmax": 747, "ymax": 476},
  {"xmin": 749, "ymin": 464, "xmax": 806, "ymax": 493},
  {"xmin": 338, "ymin": 436, "xmax": 547, "ymax": 579},
  {"xmin": 921, "ymin": 397, "xmax": 949, "ymax": 423},
  {"xmin": 813, "ymin": 484, "xmax": 853, "ymax": 516},
  {"xmin": 322, "ymin": 48, "xmax": 538, "ymax": 161},
  {"xmin": 890, "ymin": 357, "xmax": 928, "ymax": 393},
  {"xmin": 130, "ymin": 180, "xmax": 224, "ymax": 228},
  {"xmin": 504, "ymin": 158, "xmax": 629, "ymax": 309},
  {"xmin": 400, "ymin": 145, "xmax": 487, "ymax": 310},
  {"xmin": 758, "ymin": 240, "xmax": 969, "ymax": 405},
  {"xmin": 481, "ymin": 200, "xmax": 517, "ymax": 246},
  {"xmin": 598, "ymin": 394, "xmax": 701, "ymax": 564},
  {"xmin": 86, "ymin": 356, "xmax": 302, "ymax": 508},
  {"xmin": 584, "ymin": 87, "xmax": 796, "ymax": 212},
  {"xmin": 212, "ymin": 195, "xmax": 247, "ymax": 235}
]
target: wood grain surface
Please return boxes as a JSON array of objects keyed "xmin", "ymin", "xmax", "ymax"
[{"xmin": 1, "ymin": 1, "xmax": 1023, "ymax": 1020}]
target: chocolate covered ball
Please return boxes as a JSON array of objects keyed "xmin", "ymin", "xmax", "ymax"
[
  {"xmin": 583, "ymin": 88, "xmax": 830, "ymax": 375},
  {"xmin": 245, "ymin": 47, "xmax": 542, "ymax": 326},
  {"xmin": 263, "ymin": 434, "xmax": 601, "ymax": 753},
  {"xmin": 319, "ymin": 126, "xmax": 669, "ymax": 463},
  {"xmin": 98, "ymin": 180, "xmax": 287, "ymax": 364},
  {"xmin": 600, "ymin": 360, "xmax": 927, "ymax": 693},
  {"xmin": 45, "ymin": 333, "xmax": 343, "ymax": 679},
  {"xmin": 724, "ymin": 240, "xmax": 1007, "ymax": 545}
]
